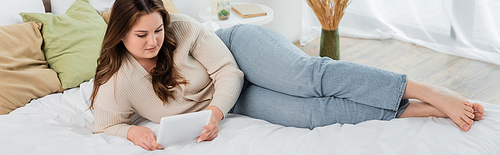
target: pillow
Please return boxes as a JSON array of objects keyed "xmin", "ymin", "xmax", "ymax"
[
  {"xmin": 51, "ymin": 0, "xmax": 115, "ymax": 15},
  {"xmin": 0, "ymin": 22, "xmax": 63, "ymax": 115},
  {"xmin": 100, "ymin": 0, "xmax": 181, "ymax": 24},
  {"xmin": 52, "ymin": 0, "xmax": 179, "ymax": 15},
  {"xmin": 21, "ymin": 0, "xmax": 107, "ymax": 89},
  {"xmin": 0, "ymin": 0, "xmax": 45, "ymax": 26},
  {"xmin": 162, "ymin": 0, "xmax": 181, "ymax": 14}
]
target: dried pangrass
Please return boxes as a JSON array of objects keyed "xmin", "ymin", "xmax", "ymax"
[{"xmin": 306, "ymin": 0, "xmax": 350, "ymax": 30}]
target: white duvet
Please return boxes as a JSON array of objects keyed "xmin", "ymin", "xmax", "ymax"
[{"xmin": 1, "ymin": 80, "xmax": 499, "ymax": 155}]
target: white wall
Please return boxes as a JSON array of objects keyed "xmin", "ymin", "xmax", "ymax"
[{"xmin": 172, "ymin": 0, "xmax": 302, "ymax": 42}]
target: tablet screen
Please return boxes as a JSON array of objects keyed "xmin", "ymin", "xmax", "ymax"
[{"xmin": 156, "ymin": 110, "xmax": 212, "ymax": 147}]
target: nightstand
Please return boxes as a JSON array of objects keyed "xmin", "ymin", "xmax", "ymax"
[{"xmin": 198, "ymin": 3, "xmax": 274, "ymax": 28}]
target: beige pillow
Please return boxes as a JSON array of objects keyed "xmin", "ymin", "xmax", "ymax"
[
  {"xmin": 100, "ymin": 0, "xmax": 180, "ymax": 24},
  {"xmin": 0, "ymin": 22, "xmax": 63, "ymax": 115}
]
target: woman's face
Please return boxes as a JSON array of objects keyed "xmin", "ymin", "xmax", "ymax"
[{"xmin": 122, "ymin": 11, "xmax": 165, "ymax": 61}]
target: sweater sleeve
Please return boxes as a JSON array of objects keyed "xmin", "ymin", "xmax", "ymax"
[
  {"xmin": 92, "ymin": 75, "xmax": 134, "ymax": 139},
  {"xmin": 93, "ymin": 106, "xmax": 133, "ymax": 139},
  {"xmin": 190, "ymin": 25, "xmax": 244, "ymax": 117}
]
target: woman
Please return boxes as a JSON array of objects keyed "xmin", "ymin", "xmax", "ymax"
[{"xmin": 90, "ymin": 0, "xmax": 485, "ymax": 151}]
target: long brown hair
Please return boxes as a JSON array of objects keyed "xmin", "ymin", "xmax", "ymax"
[{"xmin": 89, "ymin": 0, "xmax": 187, "ymax": 109}]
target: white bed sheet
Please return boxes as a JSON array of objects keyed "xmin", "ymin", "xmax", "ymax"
[{"xmin": 1, "ymin": 80, "xmax": 499, "ymax": 155}]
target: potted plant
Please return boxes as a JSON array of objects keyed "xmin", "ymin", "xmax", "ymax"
[{"xmin": 306, "ymin": 0, "xmax": 350, "ymax": 60}]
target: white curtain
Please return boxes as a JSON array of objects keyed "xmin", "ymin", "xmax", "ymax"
[{"xmin": 301, "ymin": 0, "xmax": 500, "ymax": 66}]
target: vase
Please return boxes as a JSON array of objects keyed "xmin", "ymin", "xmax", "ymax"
[
  {"xmin": 217, "ymin": 1, "xmax": 230, "ymax": 20},
  {"xmin": 319, "ymin": 29, "xmax": 340, "ymax": 60}
]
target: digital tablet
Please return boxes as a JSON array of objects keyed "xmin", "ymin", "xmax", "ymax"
[{"xmin": 157, "ymin": 110, "xmax": 212, "ymax": 147}]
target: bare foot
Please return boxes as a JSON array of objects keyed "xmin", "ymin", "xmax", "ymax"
[
  {"xmin": 399, "ymin": 100, "xmax": 447, "ymax": 118},
  {"xmin": 424, "ymin": 85, "xmax": 475, "ymax": 131},
  {"xmin": 472, "ymin": 103, "xmax": 485, "ymax": 121}
]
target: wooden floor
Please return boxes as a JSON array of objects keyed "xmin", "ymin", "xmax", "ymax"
[{"xmin": 294, "ymin": 37, "xmax": 500, "ymax": 106}]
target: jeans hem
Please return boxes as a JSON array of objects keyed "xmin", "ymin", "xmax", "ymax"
[{"xmin": 392, "ymin": 74, "xmax": 408, "ymax": 119}]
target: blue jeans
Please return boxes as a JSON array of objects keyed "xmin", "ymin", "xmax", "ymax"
[{"xmin": 215, "ymin": 24, "xmax": 409, "ymax": 129}]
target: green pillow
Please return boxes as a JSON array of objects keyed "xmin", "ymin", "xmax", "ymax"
[{"xmin": 20, "ymin": 0, "xmax": 106, "ymax": 89}]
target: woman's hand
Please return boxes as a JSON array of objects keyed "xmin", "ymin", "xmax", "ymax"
[
  {"xmin": 127, "ymin": 126, "xmax": 162, "ymax": 151},
  {"xmin": 196, "ymin": 106, "xmax": 224, "ymax": 143}
]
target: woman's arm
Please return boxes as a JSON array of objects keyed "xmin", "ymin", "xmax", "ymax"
[
  {"xmin": 185, "ymin": 22, "xmax": 244, "ymax": 142},
  {"xmin": 92, "ymin": 76, "xmax": 163, "ymax": 150},
  {"xmin": 92, "ymin": 77, "xmax": 134, "ymax": 138},
  {"xmin": 190, "ymin": 26, "xmax": 245, "ymax": 117},
  {"xmin": 92, "ymin": 105, "xmax": 134, "ymax": 138}
]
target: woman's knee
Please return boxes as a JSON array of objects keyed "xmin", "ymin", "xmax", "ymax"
[
  {"xmin": 231, "ymin": 24, "xmax": 264, "ymax": 34},
  {"xmin": 216, "ymin": 24, "xmax": 263, "ymax": 40}
]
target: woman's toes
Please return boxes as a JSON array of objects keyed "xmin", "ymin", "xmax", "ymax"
[
  {"xmin": 461, "ymin": 114, "xmax": 473, "ymax": 125},
  {"xmin": 464, "ymin": 106, "xmax": 474, "ymax": 113},
  {"xmin": 463, "ymin": 100, "xmax": 473, "ymax": 107},
  {"xmin": 461, "ymin": 123, "xmax": 471, "ymax": 131},
  {"xmin": 462, "ymin": 110, "xmax": 474, "ymax": 120},
  {"xmin": 468, "ymin": 111, "xmax": 475, "ymax": 119},
  {"xmin": 459, "ymin": 114, "xmax": 473, "ymax": 131},
  {"xmin": 472, "ymin": 103, "xmax": 485, "ymax": 121},
  {"xmin": 473, "ymin": 112, "xmax": 483, "ymax": 121},
  {"xmin": 473, "ymin": 103, "xmax": 484, "ymax": 113}
]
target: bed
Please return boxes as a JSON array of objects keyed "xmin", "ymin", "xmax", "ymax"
[
  {"xmin": 2, "ymin": 79, "xmax": 500, "ymax": 155},
  {"xmin": 1, "ymin": 0, "xmax": 500, "ymax": 154}
]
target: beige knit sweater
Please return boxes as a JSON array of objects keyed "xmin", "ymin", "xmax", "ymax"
[{"xmin": 92, "ymin": 14, "xmax": 244, "ymax": 138}]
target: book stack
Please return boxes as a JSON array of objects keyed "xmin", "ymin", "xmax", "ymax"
[{"xmin": 231, "ymin": 4, "xmax": 267, "ymax": 18}]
